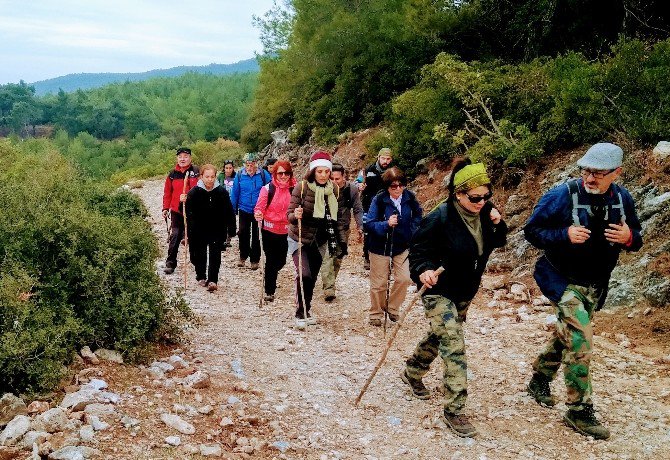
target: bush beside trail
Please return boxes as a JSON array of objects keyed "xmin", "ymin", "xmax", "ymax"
[{"xmin": 0, "ymin": 140, "xmax": 191, "ymax": 394}]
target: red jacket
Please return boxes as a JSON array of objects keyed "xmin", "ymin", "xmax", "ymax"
[{"xmin": 163, "ymin": 164, "xmax": 200, "ymax": 214}]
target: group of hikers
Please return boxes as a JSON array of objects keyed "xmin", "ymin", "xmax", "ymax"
[{"xmin": 161, "ymin": 143, "xmax": 642, "ymax": 441}]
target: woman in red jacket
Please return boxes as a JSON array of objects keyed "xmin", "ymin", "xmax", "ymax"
[{"xmin": 254, "ymin": 160, "xmax": 296, "ymax": 302}]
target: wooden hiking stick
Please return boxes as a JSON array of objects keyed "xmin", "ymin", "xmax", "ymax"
[
  {"xmin": 182, "ymin": 171, "xmax": 191, "ymax": 290},
  {"xmin": 297, "ymin": 208, "xmax": 308, "ymax": 325},
  {"xmin": 354, "ymin": 266, "xmax": 445, "ymax": 406}
]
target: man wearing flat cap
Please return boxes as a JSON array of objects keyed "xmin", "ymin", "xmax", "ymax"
[{"xmin": 524, "ymin": 143, "xmax": 643, "ymax": 440}]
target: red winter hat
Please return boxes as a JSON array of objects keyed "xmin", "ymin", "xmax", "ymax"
[{"xmin": 309, "ymin": 151, "xmax": 332, "ymax": 171}]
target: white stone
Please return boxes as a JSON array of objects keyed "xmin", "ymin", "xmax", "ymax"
[
  {"xmin": 48, "ymin": 446, "xmax": 101, "ymax": 460},
  {"xmin": 0, "ymin": 393, "xmax": 28, "ymax": 427},
  {"xmin": 165, "ymin": 435, "xmax": 181, "ymax": 446},
  {"xmin": 79, "ymin": 425, "xmax": 95, "ymax": 443},
  {"xmin": 653, "ymin": 141, "xmax": 670, "ymax": 159},
  {"xmin": 167, "ymin": 355, "xmax": 188, "ymax": 369},
  {"xmin": 219, "ymin": 417, "xmax": 234, "ymax": 427},
  {"xmin": 60, "ymin": 388, "xmax": 100, "ymax": 411},
  {"xmin": 150, "ymin": 361, "xmax": 175, "ymax": 373},
  {"xmin": 93, "ymin": 349, "xmax": 123, "ymax": 364},
  {"xmin": 85, "ymin": 379, "xmax": 107, "ymax": 391},
  {"xmin": 0, "ymin": 414, "xmax": 32, "ymax": 446},
  {"xmin": 200, "ymin": 444, "xmax": 222, "ymax": 456},
  {"xmin": 33, "ymin": 408, "xmax": 69, "ymax": 433},
  {"xmin": 17, "ymin": 430, "xmax": 49, "ymax": 451},
  {"xmin": 181, "ymin": 371, "xmax": 210, "ymax": 389},
  {"xmin": 160, "ymin": 413, "xmax": 195, "ymax": 435},
  {"xmin": 79, "ymin": 347, "xmax": 99, "ymax": 365},
  {"xmin": 83, "ymin": 404, "xmax": 116, "ymax": 417},
  {"xmin": 84, "ymin": 415, "xmax": 109, "ymax": 432},
  {"xmin": 197, "ymin": 405, "xmax": 213, "ymax": 415}
]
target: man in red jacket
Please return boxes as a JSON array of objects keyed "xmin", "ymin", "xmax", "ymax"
[{"xmin": 162, "ymin": 147, "xmax": 200, "ymax": 274}]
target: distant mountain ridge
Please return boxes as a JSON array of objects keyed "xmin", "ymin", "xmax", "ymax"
[{"xmin": 31, "ymin": 58, "xmax": 259, "ymax": 96}]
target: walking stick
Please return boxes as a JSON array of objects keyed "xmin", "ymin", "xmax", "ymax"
[
  {"xmin": 383, "ymin": 216, "xmax": 397, "ymax": 337},
  {"xmin": 182, "ymin": 171, "xmax": 191, "ymax": 290},
  {"xmin": 258, "ymin": 222, "xmax": 266, "ymax": 309},
  {"xmin": 354, "ymin": 266, "xmax": 445, "ymax": 406},
  {"xmin": 297, "ymin": 207, "xmax": 308, "ymax": 326},
  {"xmin": 164, "ymin": 212, "xmax": 171, "ymax": 244}
]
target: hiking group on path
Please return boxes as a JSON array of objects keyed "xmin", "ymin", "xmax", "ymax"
[{"xmin": 160, "ymin": 143, "xmax": 643, "ymax": 441}]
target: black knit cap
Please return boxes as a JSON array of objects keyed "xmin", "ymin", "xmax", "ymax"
[{"xmin": 176, "ymin": 147, "xmax": 191, "ymax": 155}]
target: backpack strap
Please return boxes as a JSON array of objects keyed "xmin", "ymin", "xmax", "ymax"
[
  {"xmin": 266, "ymin": 183, "xmax": 276, "ymax": 208},
  {"xmin": 610, "ymin": 186, "xmax": 626, "ymax": 223},
  {"xmin": 566, "ymin": 179, "xmax": 593, "ymax": 226}
]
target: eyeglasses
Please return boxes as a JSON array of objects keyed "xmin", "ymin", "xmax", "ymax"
[
  {"xmin": 464, "ymin": 192, "xmax": 492, "ymax": 203},
  {"xmin": 389, "ymin": 183, "xmax": 404, "ymax": 190},
  {"xmin": 276, "ymin": 171, "xmax": 291, "ymax": 176},
  {"xmin": 579, "ymin": 168, "xmax": 615, "ymax": 179}
]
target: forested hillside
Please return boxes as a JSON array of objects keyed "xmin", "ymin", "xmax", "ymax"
[
  {"xmin": 243, "ymin": 0, "xmax": 670, "ymax": 172},
  {"xmin": 30, "ymin": 58, "xmax": 259, "ymax": 96}
]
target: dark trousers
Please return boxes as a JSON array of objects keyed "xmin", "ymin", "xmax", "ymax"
[
  {"xmin": 189, "ymin": 240, "xmax": 223, "ymax": 283},
  {"xmin": 238, "ymin": 211, "xmax": 261, "ymax": 263},
  {"xmin": 292, "ymin": 242, "xmax": 324, "ymax": 318},
  {"xmin": 167, "ymin": 210, "xmax": 185, "ymax": 267},
  {"xmin": 262, "ymin": 229, "xmax": 288, "ymax": 296}
]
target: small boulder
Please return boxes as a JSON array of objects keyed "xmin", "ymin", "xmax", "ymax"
[
  {"xmin": 652, "ymin": 141, "xmax": 670, "ymax": 160},
  {"xmin": 0, "ymin": 415, "xmax": 32, "ymax": 446},
  {"xmin": 160, "ymin": 414, "xmax": 195, "ymax": 435},
  {"xmin": 200, "ymin": 444, "xmax": 222, "ymax": 456},
  {"xmin": 93, "ymin": 349, "xmax": 123, "ymax": 364},
  {"xmin": 26, "ymin": 401, "xmax": 50, "ymax": 415},
  {"xmin": 181, "ymin": 371, "xmax": 210, "ymax": 389},
  {"xmin": 165, "ymin": 436, "xmax": 181, "ymax": 446},
  {"xmin": 48, "ymin": 445, "xmax": 101, "ymax": 460},
  {"xmin": 79, "ymin": 347, "xmax": 99, "ymax": 365},
  {"xmin": 33, "ymin": 408, "xmax": 69, "ymax": 433},
  {"xmin": 0, "ymin": 394, "xmax": 28, "ymax": 428}
]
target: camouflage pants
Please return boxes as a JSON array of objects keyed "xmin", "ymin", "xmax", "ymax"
[
  {"xmin": 533, "ymin": 284, "xmax": 600, "ymax": 410},
  {"xmin": 405, "ymin": 295, "xmax": 471, "ymax": 414},
  {"xmin": 321, "ymin": 252, "xmax": 343, "ymax": 297}
]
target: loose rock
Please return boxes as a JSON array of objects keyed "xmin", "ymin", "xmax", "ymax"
[
  {"xmin": 0, "ymin": 394, "xmax": 27, "ymax": 428},
  {"xmin": 79, "ymin": 347, "xmax": 100, "ymax": 365},
  {"xmin": 0, "ymin": 415, "xmax": 32, "ymax": 446},
  {"xmin": 160, "ymin": 413, "xmax": 195, "ymax": 435},
  {"xmin": 93, "ymin": 349, "xmax": 123, "ymax": 364}
]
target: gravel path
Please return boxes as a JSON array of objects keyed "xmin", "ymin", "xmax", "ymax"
[{"xmin": 136, "ymin": 179, "xmax": 670, "ymax": 459}]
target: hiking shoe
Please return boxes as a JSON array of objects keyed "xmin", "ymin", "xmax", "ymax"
[
  {"xmin": 400, "ymin": 370, "xmax": 430, "ymax": 400},
  {"xmin": 369, "ymin": 318, "xmax": 382, "ymax": 327},
  {"xmin": 388, "ymin": 313, "xmax": 399, "ymax": 323},
  {"xmin": 527, "ymin": 373, "xmax": 556, "ymax": 407},
  {"xmin": 563, "ymin": 406, "xmax": 610, "ymax": 440},
  {"xmin": 324, "ymin": 294, "xmax": 336, "ymax": 302},
  {"xmin": 264, "ymin": 294, "xmax": 275, "ymax": 302},
  {"xmin": 237, "ymin": 259, "xmax": 246, "ymax": 268},
  {"xmin": 249, "ymin": 262, "xmax": 259, "ymax": 270},
  {"xmin": 294, "ymin": 318, "xmax": 307, "ymax": 330},
  {"xmin": 363, "ymin": 259, "xmax": 370, "ymax": 270},
  {"xmin": 441, "ymin": 412, "xmax": 478, "ymax": 438},
  {"xmin": 164, "ymin": 261, "xmax": 176, "ymax": 274},
  {"xmin": 197, "ymin": 279, "xmax": 207, "ymax": 287},
  {"xmin": 306, "ymin": 314, "xmax": 317, "ymax": 326},
  {"xmin": 207, "ymin": 282, "xmax": 218, "ymax": 292}
]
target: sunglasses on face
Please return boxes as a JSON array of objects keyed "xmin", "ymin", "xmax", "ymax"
[
  {"xmin": 276, "ymin": 171, "xmax": 291, "ymax": 176},
  {"xmin": 389, "ymin": 183, "xmax": 404, "ymax": 190},
  {"xmin": 579, "ymin": 167, "xmax": 615, "ymax": 179},
  {"xmin": 464, "ymin": 192, "xmax": 492, "ymax": 203}
]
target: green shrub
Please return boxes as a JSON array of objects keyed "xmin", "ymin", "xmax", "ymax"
[{"xmin": 0, "ymin": 141, "xmax": 192, "ymax": 394}]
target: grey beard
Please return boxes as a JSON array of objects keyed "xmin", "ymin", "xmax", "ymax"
[{"xmin": 584, "ymin": 185, "xmax": 605, "ymax": 195}]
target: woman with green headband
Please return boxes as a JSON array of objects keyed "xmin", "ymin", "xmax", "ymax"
[{"xmin": 402, "ymin": 158, "xmax": 507, "ymax": 438}]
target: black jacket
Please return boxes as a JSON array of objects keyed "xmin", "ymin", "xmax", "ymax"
[
  {"xmin": 361, "ymin": 162, "xmax": 391, "ymax": 211},
  {"xmin": 409, "ymin": 200, "xmax": 507, "ymax": 303},
  {"xmin": 185, "ymin": 182, "xmax": 236, "ymax": 245}
]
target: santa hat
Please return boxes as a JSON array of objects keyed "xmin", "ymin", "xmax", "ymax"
[{"xmin": 309, "ymin": 151, "xmax": 333, "ymax": 171}]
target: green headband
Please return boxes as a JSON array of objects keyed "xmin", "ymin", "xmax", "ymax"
[{"xmin": 453, "ymin": 163, "xmax": 490, "ymax": 191}]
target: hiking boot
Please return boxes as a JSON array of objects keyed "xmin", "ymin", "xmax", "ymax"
[
  {"xmin": 324, "ymin": 294, "xmax": 336, "ymax": 302},
  {"xmin": 197, "ymin": 279, "xmax": 207, "ymax": 287},
  {"xmin": 527, "ymin": 373, "xmax": 556, "ymax": 407},
  {"xmin": 563, "ymin": 406, "xmax": 610, "ymax": 440},
  {"xmin": 388, "ymin": 313, "xmax": 399, "ymax": 323},
  {"xmin": 369, "ymin": 318, "xmax": 382, "ymax": 327},
  {"xmin": 441, "ymin": 411, "xmax": 478, "ymax": 438},
  {"xmin": 294, "ymin": 318, "xmax": 307, "ymax": 330},
  {"xmin": 164, "ymin": 261, "xmax": 176, "ymax": 274},
  {"xmin": 363, "ymin": 259, "xmax": 370, "ymax": 270},
  {"xmin": 207, "ymin": 282, "xmax": 218, "ymax": 292},
  {"xmin": 249, "ymin": 262, "xmax": 259, "ymax": 270},
  {"xmin": 400, "ymin": 370, "xmax": 430, "ymax": 400},
  {"xmin": 264, "ymin": 294, "xmax": 275, "ymax": 302},
  {"xmin": 237, "ymin": 259, "xmax": 246, "ymax": 268}
]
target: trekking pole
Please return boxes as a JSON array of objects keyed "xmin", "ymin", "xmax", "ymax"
[
  {"xmin": 297, "ymin": 207, "xmax": 308, "ymax": 326},
  {"xmin": 182, "ymin": 171, "xmax": 191, "ymax": 290},
  {"xmin": 383, "ymin": 213, "xmax": 397, "ymax": 337},
  {"xmin": 258, "ymin": 222, "xmax": 266, "ymax": 309},
  {"xmin": 354, "ymin": 266, "xmax": 445, "ymax": 406},
  {"xmin": 164, "ymin": 212, "xmax": 171, "ymax": 244}
]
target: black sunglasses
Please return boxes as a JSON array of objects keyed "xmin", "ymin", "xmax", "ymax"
[
  {"xmin": 276, "ymin": 171, "xmax": 291, "ymax": 176},
  {"xmin": 464, "ymin": 192, "xmax": 492, "ymax": 203}
]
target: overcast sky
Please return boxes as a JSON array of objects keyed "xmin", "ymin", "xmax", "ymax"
[{"xmin": 0, "ymin": 0, "xmax": 275, "ymax": 84}]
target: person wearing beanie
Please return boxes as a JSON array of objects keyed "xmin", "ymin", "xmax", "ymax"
[
  {"xmin": 254, "ymin": 160, "xmax": 297, "ymax": 302},
  {"xmin": 287, "ymin": 151, "xmax": 348, "ymax": 329},
  {"xmin": 404, "ymin": 158, "xmax": 506, "ymax": 438},
  {"xmin": 359, "ymin": 147, "xmax": 394, "ymax": 269},
  {"xmin": 230, "ymin": 153, "xmax": 271, "ymax": 269},
  {"xmin": 524, "ymin": 142, "xmax": 642, "ymax": 440},
  {"xmin": 162, "ymin": 147, "xmax": 199, "ymax": 274}
]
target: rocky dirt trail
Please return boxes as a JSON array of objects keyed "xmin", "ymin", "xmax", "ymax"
[{"xmin": 125, "ymin": 178, "xmax": 669, "ymax": 460}]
